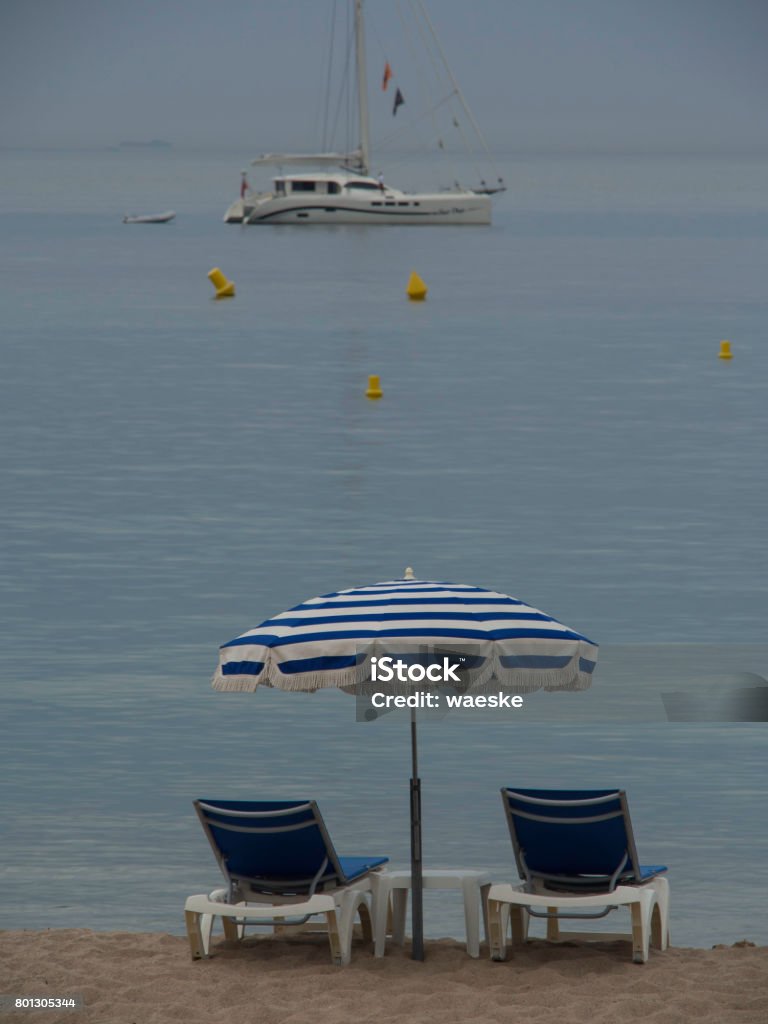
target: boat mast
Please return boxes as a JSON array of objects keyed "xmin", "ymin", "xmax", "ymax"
[{"xmin": 354, "ymin": 0, "xmax": 371, "ymax": 175}]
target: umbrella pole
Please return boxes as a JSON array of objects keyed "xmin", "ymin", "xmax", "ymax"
[{"xmin": 410, "ymin": 709, "xmax": 425, "ymax": 961}]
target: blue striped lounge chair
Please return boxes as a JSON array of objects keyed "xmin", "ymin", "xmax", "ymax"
[
  {"xmin": 488, "ymin": 788, "xmax": 670, "ymax": 963},
  {"xmin": 184, "ymin": 799, "xmax": 389, "ymax": 965}
]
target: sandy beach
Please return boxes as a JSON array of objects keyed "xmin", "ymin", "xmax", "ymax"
[{"xmin": 1, "ymin": 929, "xmax": 766, "ymax": 1024}]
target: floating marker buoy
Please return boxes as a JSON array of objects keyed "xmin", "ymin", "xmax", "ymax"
[
  {"xmin": 406, "ymin": 271, "xmax": 428, "ymax": 301},
  {"xmin": 719, "ymin": 340, "xmax": 732, "ymax": 360},
  {"xmin": 365, "ymin": 374, "xmax": 383, "ymax": 399},
  {"xmin": 208, "ymin": 267, "xmax": 235, "ymax": 298}
]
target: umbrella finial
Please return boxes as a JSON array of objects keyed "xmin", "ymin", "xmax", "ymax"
[{"xmin": 404, "ymin": 566, "xmax": 415, "ymax": 579}]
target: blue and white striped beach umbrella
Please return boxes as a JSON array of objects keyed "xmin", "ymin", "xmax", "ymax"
[
  {"xmin": 212, "ymin": 571, "xmax": 597, "ymax": 961},
  {"xmin": 213, "ymin": 573, "xmax": 597, "ymax": 694}
]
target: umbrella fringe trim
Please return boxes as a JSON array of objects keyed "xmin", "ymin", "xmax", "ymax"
[
  {"xmin": 211, "ymin": 672, "xmax": 260, "ymax": 692},
  {"xmin": 212, "ymin": 662, "xmax": 594, "ymax": 694}
]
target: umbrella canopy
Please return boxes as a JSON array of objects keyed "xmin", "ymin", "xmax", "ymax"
[
  {"xmin": 212, "ymin": 573, "xmax": 597, "ymax": 961},
  {"xmin": 213, "ymin": 575, "xmax": 597, "ymax": 694}
]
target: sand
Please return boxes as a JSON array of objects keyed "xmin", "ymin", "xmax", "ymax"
[{"xmin": 1, "ymin": 929, "xmax": 766, "ymax": 1024}]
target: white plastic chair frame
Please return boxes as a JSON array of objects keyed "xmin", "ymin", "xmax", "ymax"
[
  {"xmin": 185, "ymin": 882, "xmax": 373, "ymax": 966},
  {"xmin": 488, "ymin": 875, "xmax": 670, "ymax": 964}
]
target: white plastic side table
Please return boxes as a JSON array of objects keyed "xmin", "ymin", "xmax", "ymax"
[{"xmin": 371, "ymin": 868, "xmax": 492, "ymax": 958}]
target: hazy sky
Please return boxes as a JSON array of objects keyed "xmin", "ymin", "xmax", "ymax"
[{"xmin": 2, "ymin": 0, "xmax": 767, "ymax": 153}]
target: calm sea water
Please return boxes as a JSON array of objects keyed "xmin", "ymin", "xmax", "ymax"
[{"xmin": 1, "ymin": 149, "xmax": 766, "ymax": 946}]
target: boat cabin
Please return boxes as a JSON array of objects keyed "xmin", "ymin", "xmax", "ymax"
[{"xmin": 272, "ymin": 172, "xmax": 383, "ymax": 196}]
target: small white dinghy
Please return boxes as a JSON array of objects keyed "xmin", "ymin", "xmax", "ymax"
[{"xmin": 122, "ymin": 211, "xmax": 176, "ymax": 224}]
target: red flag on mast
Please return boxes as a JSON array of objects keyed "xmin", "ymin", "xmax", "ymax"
[{"xmin": 382, "ymin": 61, "xmax": 392, "ymax": 91}]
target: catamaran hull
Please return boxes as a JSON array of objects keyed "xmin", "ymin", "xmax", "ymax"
[{"xmin": 224, "ymin": 195, "xmax": 491, "ymax": 226}]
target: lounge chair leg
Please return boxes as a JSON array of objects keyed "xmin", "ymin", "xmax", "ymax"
[
  {"xmin": 480, "ymin": 883, "xmax": 491, "ymax": 950},
  {"xmin": 325, "ymin": 911, "xmax": 344, "ymax": 966},
  {"xmin": 199, "ymin": 913, "xmax": 214, "ymax": 955},
  {"xmin": 488, "ymin": 899, "xmax": 508, "ymax": 961},
  {"xmin": 546, "ymin": 908, "xmax": 559, "ymax": 941},
  {"xmin": 631, "ymin": 891, "xmax": 652, "ymax": 964},
  {"xmin": 369, "ymin": 873, "xmax": 392, "ymax": 957},
  {"xmin": 652, "ymin": 877, "xmax": 671, "ymax": 949},
  {"xmin": 651, "ymin": 903, "xmax": 663, "ymax": 951},
  {"xmin": 221, "ymin": 915, "xmax": 239, "ymax": 942},
  {"xmin": 391, "ymin": 889, "xmax": 408, "ymax": 946},
  {"xmin": 631, "ymin": 902, "xmax": 646, "ymax": 963},
  {"xmin": 335, "ymin": 891, "xmax": 367, "ymax": 965},
  {"xmin": 185, "ymin": 911, "xmax": 206, "ymax": 960},
  {"xmin": 357, "ymin": 898, "xmax": 373, "ymax": 945},
  {"xmin": 372, "ymin": 886, "xmax": 390, "ymax": 957},
  {"xmin": 462, "ymin": 877, "xmax": 482, "ymax": 958}
]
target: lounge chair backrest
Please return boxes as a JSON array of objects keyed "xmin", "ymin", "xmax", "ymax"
[
  {"xmin": 194, "ymin": 799, "xmax": 345, "ymax": 896},
  {"xmin": 501, "ymin": 788, "xmax": 642, "ymax": 887}
]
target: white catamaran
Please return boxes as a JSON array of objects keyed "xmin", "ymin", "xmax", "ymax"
[{"xmin": 224, "ymin": 0, "xmax": 504, "ymax": 226}]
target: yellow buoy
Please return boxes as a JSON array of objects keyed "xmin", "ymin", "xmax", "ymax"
[
  {"xmin": 406, "ymin": 271, "xmax": 428, "ymax": 301},
  {"xmin": 365, "ymin": 374, "xmax": 383, "ymax": 400},
  {"xmin": 718, "ymin": 340, "xmax": 732, "ymax": 360},
  {"xmin": 208, "ymin": 267, "xmax": 235, "ymax": 298}
]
